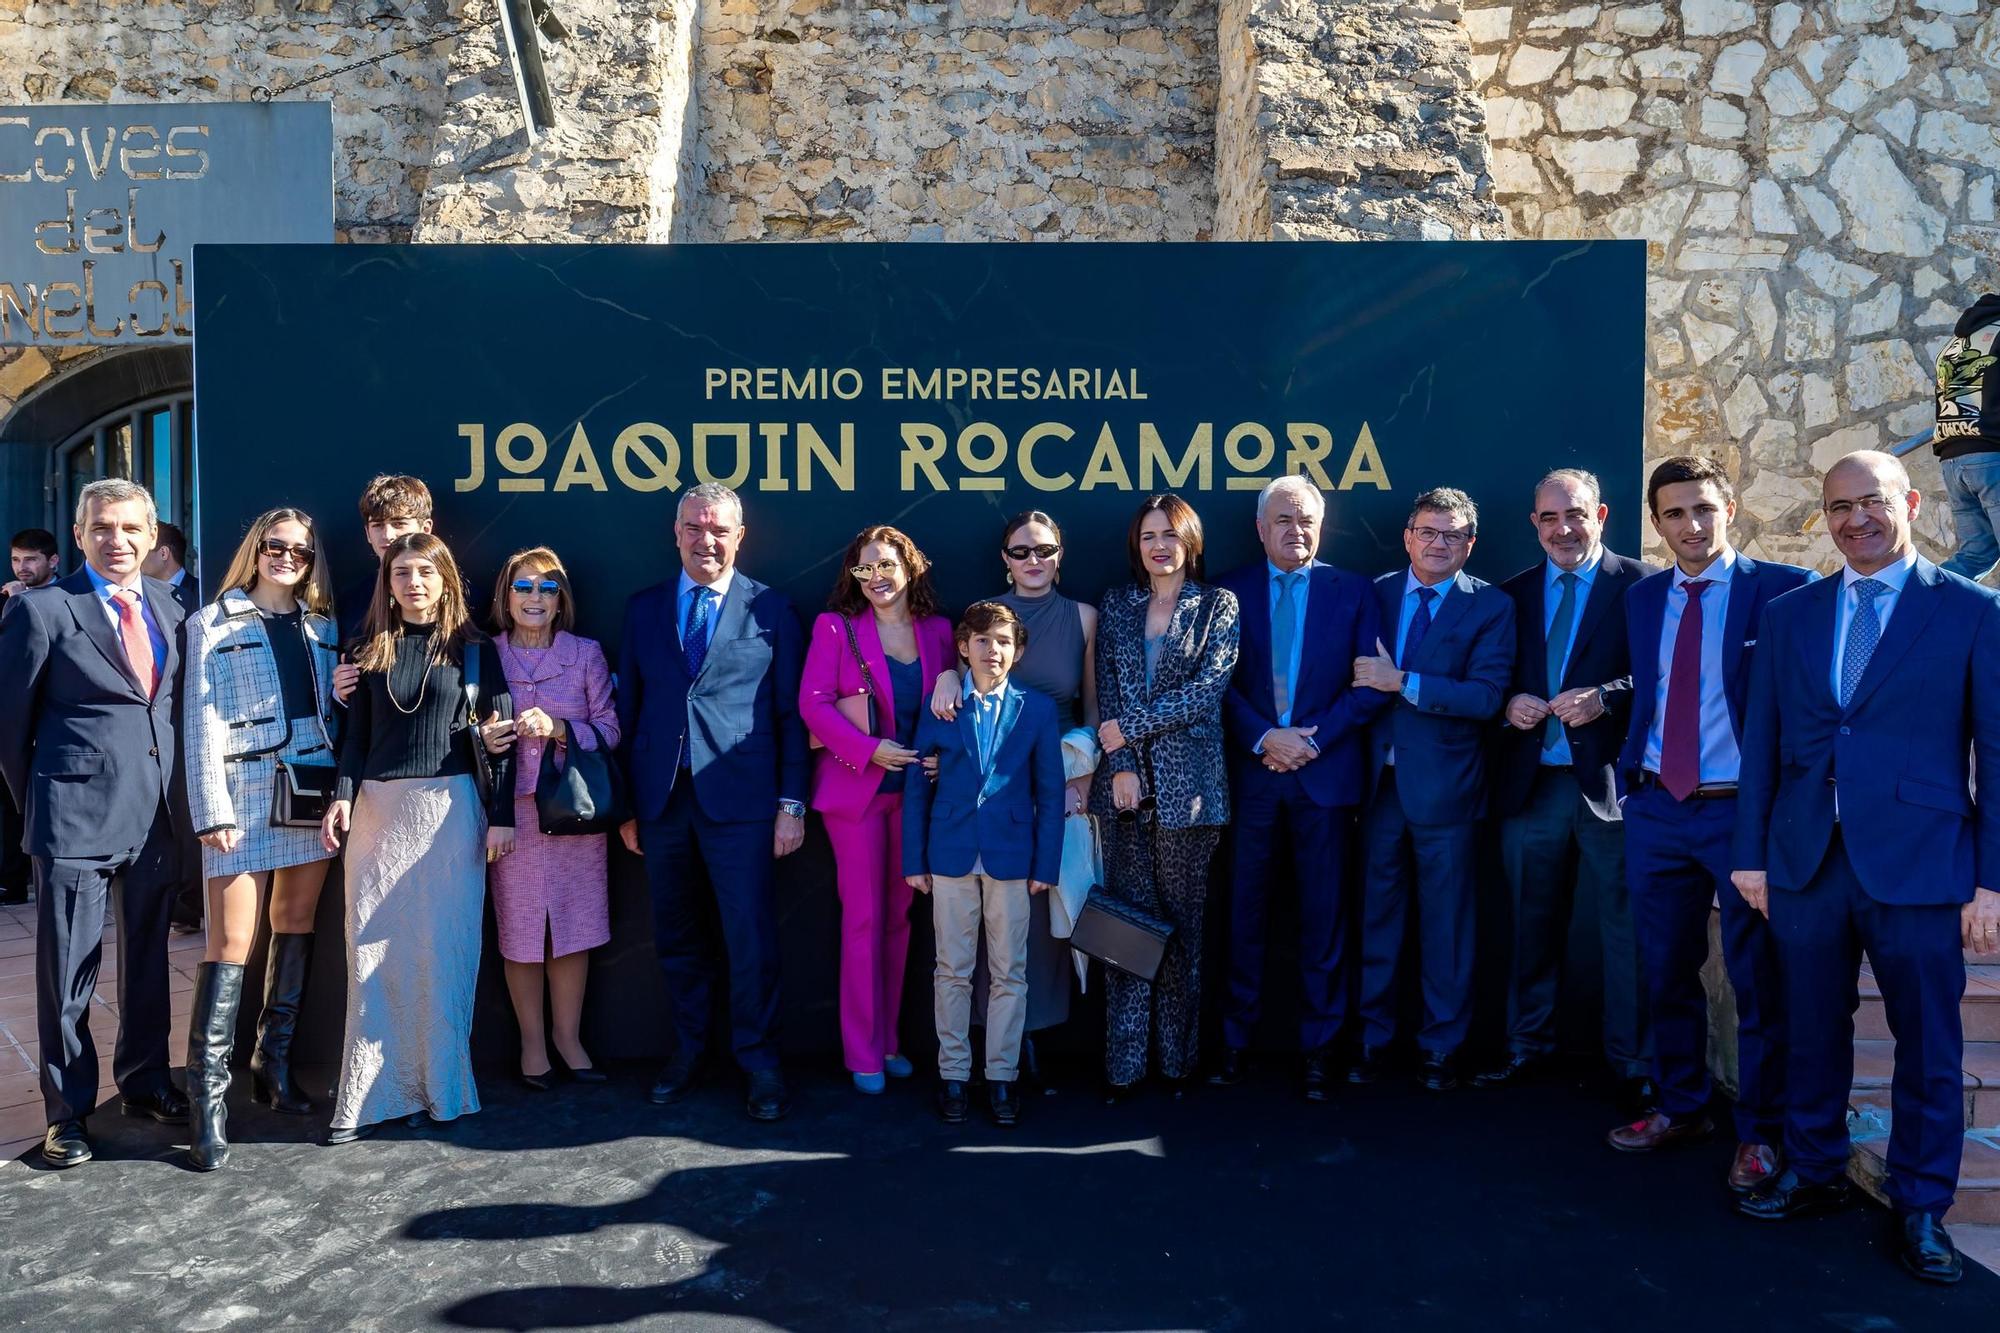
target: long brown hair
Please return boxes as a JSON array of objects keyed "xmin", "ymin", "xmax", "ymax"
[
  {"xmin": 489, "ymin": 546, "xmax": 577, "ymax": 636},
  {"xmin": 354, "ymin": 532, "xmax": 481, "ymax": 670},
  {"xmin": 827, "ymin": 524, "xmax": 943, "ymax": 620},
  {"xmin": 214, "ymin": 508, "xmax": 335, "ymax": 617}
]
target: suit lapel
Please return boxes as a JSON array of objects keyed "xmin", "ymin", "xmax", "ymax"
[
  {"xmin": 691, "ymin": 575, "xmax": 750, "ymax": 687},
  {"xmin": 65, "ymin": 576, "xmax": 145, "ymax": 699},
  {"xmin": 854, "ymin": 612, "xmax": 896, "ymax": 723},
  {"xmin": 142, "ymin": 580, "xmax": 179, "ymax": 691},
  {"xmin": 1842, "ymin": 560, "xmax": 1940, "ymax": 715},
  {"xmin": 1411, "ymin": 572, "xmax": 1475, "ymax": 671},
  {"xmin": 1562, "ymin": 553, "xmax": 1620, "ymax": 686},
  {"xmin": 1292, "ymin": 562, "xmax": 1333, "ymax": 701},
  {"xmin": 982, "ymin": 685, "xmax": 1026, "ymax": 797},
  {"xmin": 1721, "ymin": 556, "xmax": 1757, "ymax": 702}
]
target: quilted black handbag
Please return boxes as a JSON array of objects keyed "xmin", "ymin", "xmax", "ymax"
[{"xmin": 534, "ymin": 719, "xmax": 630, "ymax": 836}]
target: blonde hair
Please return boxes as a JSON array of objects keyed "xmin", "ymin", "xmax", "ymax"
[
  {"xmin": 489, "ymin": 546, "xmax": 576, "ymax": 635},
  {"xmin": 214, "ymin": 508, "xmax": 335, "ymax": 617},
  {"xmin": 354, "ymin": 532, "xmax": 481, "ymax": 671}
]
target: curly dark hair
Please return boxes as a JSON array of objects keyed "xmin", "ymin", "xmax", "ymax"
[{"xmin": 827, "ymin": 524, "xmax": 943, "ymax": 620}]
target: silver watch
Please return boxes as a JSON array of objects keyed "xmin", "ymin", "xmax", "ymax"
[{"xmin": 777, "ymin": 799, "xmax": 805, "ymax": 819}]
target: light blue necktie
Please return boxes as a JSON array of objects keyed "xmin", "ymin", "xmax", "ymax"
[
  {"xmin": 973, "ymin": 693, "xmax": 996, "ymax": 772},
  {"xmin": 1272, "ymin": 570, "xmax": 1301, "ymax": 723},
  {"xmin": 1839, "ymin": 577, "xmax": 1887, "ymax": 708},
  {"xmin": 1543, "ymin": 571, "xmax": 1578, "ymax": 751}
]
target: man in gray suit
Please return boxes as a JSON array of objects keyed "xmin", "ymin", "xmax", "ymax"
[{"xmin": 0, "ymin": 480, "xmax": 190, "ymax": 1167}]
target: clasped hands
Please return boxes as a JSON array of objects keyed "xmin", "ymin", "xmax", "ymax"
[
  {"xmin": 477, "ymin": 706, "xmax": 561, "ymax": 755},
  {"xmin": 1505, "ymin": 687, "xmax": 1605, "ymax": 732}
]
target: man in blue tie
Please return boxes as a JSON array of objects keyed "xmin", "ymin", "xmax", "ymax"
[
  {"xmin": 1212, "ymin": 476, "xmax": 1390, "ymax": 1099},
  {"xmin": 1608, "ymin": 456, "xmax": 1810, "ymax": 1193},
  {"xmin": 1351, "ymin": 488, "xmax": 1515, "ymax": 1090},
  {"xmin": 1732, "ymin": 450, "xmax": 2000, "ymax": 1284},
  {"xmin": 617, "ymin": 483, "xmax": 810, "ymax": 1122}
]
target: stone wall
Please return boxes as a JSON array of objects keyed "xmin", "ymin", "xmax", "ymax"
[{"xmin": 1468, "ymin": 0, "xmax": 2000, "ymax": 566}]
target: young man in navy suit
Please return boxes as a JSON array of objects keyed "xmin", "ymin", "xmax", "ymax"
[
  {"xmin": 616, "ymin": 482, "xmax": 810, "ymax": 1122},
  {"xmin": 1352, "ymin": 488, "xmax": 1516, "ymax": 1091},
  {"xmin": 1607, "ymin": 456, "xmax": 1810, "ymax": 1193},
  {"xmin": 904, "ymin": 601, "xmax": 1064, "ymax": 1128},
  {"xmin": 1733, "ymin": 450, "xmax": 2000, "ymax": 1284},
  {"xmin": 1211, "ymin": 477, "xmax": 1391, "ymax": 1100}
]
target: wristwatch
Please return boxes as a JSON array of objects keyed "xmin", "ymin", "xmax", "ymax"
[{"xmin": 777, "ymin": 798, "xmax": 805, "ymax": 819}]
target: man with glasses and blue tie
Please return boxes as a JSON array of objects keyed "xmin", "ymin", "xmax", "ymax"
[
  {"xmin": 616, "ymin": 482, "xmax": 809, "ymax": 1122},
  {"xmin": 1731, "ymin": 450, "xmax": 2000, "ymax": 1285},
  {"xmin": 1350, "ymin": 488, "xmax": 1515, "ymax": 1092}
]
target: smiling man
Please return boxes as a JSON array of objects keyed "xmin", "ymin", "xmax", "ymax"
[
  {"xmin": 0, "ymin": 480, "xmax": 191, "ymax": 1168},
  {"xmin": 1731, "ymin": 450, "xmax": 2000, "ymax": 1284}
]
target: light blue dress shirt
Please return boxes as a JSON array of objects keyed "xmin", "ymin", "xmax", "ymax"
[
  {"xmin": 1395, "ymin": 568, "xmax": 1454, "ymax": 706},
  {"xmin": 674, "ymin": 567, "xmax": 734, "ymax": 646},
  {"xmin": 1829, "ymin": 550, "xmax": 1916, "ymax": 702},
  {"xmin": 1540, "ymin": 547, "xmax": 1602, "ymax": 767},
  {"xmin": 84, "ymin": 563, "xmax": 167, "ymax": 669},
  {"xmin": 1267, "ymin": 560, "xmax": 1311, "ymax": 727},
  {"xmin": 1641, "ymin": 547, "xmax": 1741, "ymax": 783},
  {"xmin": 962, "ymin": 672, "xmax": 1005, "ymax": 774}
]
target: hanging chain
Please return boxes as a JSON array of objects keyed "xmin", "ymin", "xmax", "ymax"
[{"xmin": 249, "ymin": 25, "xmax": 466, "ymax": 103}]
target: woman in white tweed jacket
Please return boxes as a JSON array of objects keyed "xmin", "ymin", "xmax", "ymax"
[{"xmin": 180, "ymin": 508, "xmax": 340, "ymax": 1170}]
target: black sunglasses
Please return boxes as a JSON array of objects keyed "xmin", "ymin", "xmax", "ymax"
[
  {"xmin": 1004, "ymin": 543, "xmax": 1061, "ymax": 561},
  {"xmin": 1114, "ymin": 794, "xmax": 1159, "ymax": 826},
  {"xmin": 260, "ymin": 539, "xmax": 313, "ymax": 564},
  {"xmin": 511, "ymin": 579, "xmax": 562, "ymax": 596}
]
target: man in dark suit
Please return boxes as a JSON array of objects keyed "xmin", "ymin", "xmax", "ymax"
[
  {"xmin": 1732, "ymin": 450, "xmax": 2000, "ymax": 1284},
  {"xmin": 1211, "ymin": 476, "xmax": 1390, "ymax": 1099},
  {"xmin": 0, "ymin": 481, "xmax": 190, "ymax": 1167},
  {"xmin": 1477, "ymin": 468, "xmax": 1656, "ymax": 1105},
  {"xmin": 1, "ymin": 527, "xmax": 60, "ymax": 906},
  {"xmin": 1351, "ymin": 488, "xmax": 1515, "ymax": 1090},
  {"xmin": 617, "ymin": 482, "xmax": 809, "ymax": 1121},
  {"xmin": 1608, "ymin": 456, "xmax": 1812, "ymax": 1193},
  {"xmin": 141, "ymin": 521, "xmax": 198, "ymax": 616}
]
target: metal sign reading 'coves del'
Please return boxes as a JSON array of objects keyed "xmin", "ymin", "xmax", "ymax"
[{"xmin": 0, "ymin": 101, "xmax": 332, "ymax": 346}]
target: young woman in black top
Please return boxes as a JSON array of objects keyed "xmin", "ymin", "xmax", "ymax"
[{"xmin": 320, "ymin": 532, "xmax": 513, "ymax": 1143}]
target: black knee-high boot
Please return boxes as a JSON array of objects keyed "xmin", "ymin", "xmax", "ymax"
[
  {"xmin": 187, "ymin": 961, "xmax": 244, "ymax": 1172},
  {"xmin": 251, "ymin": 932, "xmax": 314, "ymax": 1114}
]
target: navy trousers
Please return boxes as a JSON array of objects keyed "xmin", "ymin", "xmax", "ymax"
[
  {"xmin": 1624, "ymin": 785, "xmax": 1784, "ymax": 1143},
  {"xmin": 1357, "ymin": 768, "xmax": 1477, "ymax": 1055},
  {"xmin": 1773, "ymin": 831, "xmax": 1965, "ymax": 1215},
  {"xmin": 638, "ymin": 779, "xmax": 782, "ymax": 1073},
  {"xmin": 1222, "ymin": 769, "xmax": 1351, "ymax": 1053}
]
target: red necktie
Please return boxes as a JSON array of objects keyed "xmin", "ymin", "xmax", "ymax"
[
  {"xmin": 1657, "ymin": 579, "xmax": 1710, "ymax": 801},
  {"xmin": 113, "ymin": 588, "xmax": 159, "ymax": 698}
]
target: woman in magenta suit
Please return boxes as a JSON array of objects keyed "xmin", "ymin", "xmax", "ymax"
[
  {"xmin": 483, "ymin": 547, "xmax": 620, "ymax": 1090},
  {"xmin": 801, "ymin": 525, "xmax": 955, "ymax": 1093}
]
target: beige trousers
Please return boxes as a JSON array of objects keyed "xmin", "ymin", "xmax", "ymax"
[{"xmin": 932, "ymin": 872, "xmax": 1031, "ymax": 1082}]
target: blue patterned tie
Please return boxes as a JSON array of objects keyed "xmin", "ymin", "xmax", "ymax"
[
  {"xmin": 1543, "ymin": 571, "xmax": 1578, "ymax": 751},
  {"xmin": 1839, "ymin": 577, "xmax": 1887, "ymax": 708},
  {"xmin": 683, "ymin": 585, "xmax": 715, "ymax": 677},
  {"xmin": 1271, "ymin": 570, "xmax": 1301, "ymax": 723},
  {"xmin": 1400, "ymin": 586, "xmax": 1437, "ymax": 670}
]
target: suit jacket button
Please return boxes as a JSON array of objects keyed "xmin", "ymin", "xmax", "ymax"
[
  {"xmin": 1838, "ymin": 726, "xmax": 1850, "ymax": 736},
  {"xmin": 149, "ymin": 746, "xmax": 159, "ymax": 757}
]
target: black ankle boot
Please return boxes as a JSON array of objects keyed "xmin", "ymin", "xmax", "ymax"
[
  {"xmin": 187, "ymin": 961, "xmax": 244, "ymax": 1172},
  {"xmin": 251, "ymin": 933, "xmax": 314, "ymax": 1115}
]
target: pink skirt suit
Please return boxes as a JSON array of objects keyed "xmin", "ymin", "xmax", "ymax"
[
  {"xmin": 801, "ymin": 611, "xmax": 956, "ymax": 1075},
  {"xmin": 490, "ymin": 631, "xmax": 621, "ymax": 963}
]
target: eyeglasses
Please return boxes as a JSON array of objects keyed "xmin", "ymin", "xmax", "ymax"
[
  {"xmin": 1407, "ymin": 527, "xmax": 1470, "ymax": 547},
  {"xmin": 849, "ymin": 560, "xmax": 903, "ymax": 580},
  {"xmin": 511, "ymin": 579, "xmax": 562, "ymax": 596},
  {"xmin": 1004, "ymin": 543, "xmax": 1061, "ymax": 561},
  {"xmin": 1822, "ymin": 492, "xmax": 1905, "ymax": 520},
  {"xmin": 260, "ymin": 539, "xmax": 313, "ymax": 564}
]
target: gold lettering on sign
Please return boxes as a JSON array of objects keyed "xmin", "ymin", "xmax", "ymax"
[
  {"xmin": 613, "ymin": 423, "xmax": 681, "ymax": 492},
  {"xmin": 555, "ymin": 425, "xmax": 607, "ymax": 491}
]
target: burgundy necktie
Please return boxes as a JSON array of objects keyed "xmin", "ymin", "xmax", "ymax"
[
  {"xmin": 1657, "ymin": 579, "xmax": 1711, "ymax": 801},
  {"xmin": 112, "ymin": 588, "xmax": 159, "ymax": 698}
]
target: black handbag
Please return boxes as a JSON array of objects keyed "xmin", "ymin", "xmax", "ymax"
[
  {"xmin": 270, "ymin": 757, "xmax": 336, "ymax": 828},
  {"xmin": 1069, "ymin": 888, "xmax": 1175, "ymax": 982},
  {"xmin": 535, "ymin": 719, "xmax": 630, "ymax": 836}
]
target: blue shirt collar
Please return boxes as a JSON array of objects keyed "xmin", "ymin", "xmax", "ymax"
[
  {"xmin": 1672, "ymin": 545, "xmax": 1736, "ymax": 590},
  {"xmin": 1544, "ymin": 546, "xmax": 1603, "ymax": 591},
  {"xmin": 962, "ymin": 673, "xmax": 1009, "ymax": 706},
  {"xmin": 676, "ymin": 568, "xmax": 734, "ymax": 603},
  {"xmin": 1841, "ymin": 549, "xmax": 1916, "ymax": 594},
  {"xmin": 1404, "ymin": 568, "xmax": 1455, "ymax": 601},
  {"xmin": 1267, "ymin": 559, "xmax": 1313, "ymax": 584},
  {"xmin": 83, "ymin": 563, "xmax": 144, "ymax": 601}
]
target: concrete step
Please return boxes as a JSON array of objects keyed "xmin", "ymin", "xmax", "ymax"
[
  {"xmin": 1850, "ymin": 1133, "xmax": 2000, "ymax": 1226},
  {"xmin": 1957, "ymin": 1223, "xmax": 2000, "ymax": 1277},
  {"xmin": 1849, "ymin": 1039, "xmax": 1994, "ymax": 1132},
  {"xmin": 1855, "ymin": 964, "xmax": 2000, "ymax": 1043}
]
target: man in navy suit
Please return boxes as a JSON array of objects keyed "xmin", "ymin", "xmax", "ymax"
[
  {"xmin": 1211, "ymin": 476, "xmax": 1390, "ymax": 1099},
  {"xmin": 1607, "ymin": 456, "xmax": 1811, "ymax": 1193},
  {"xmin": 1732, "ymin": 450, "xmax": 2000, "ymax": 1284},
  {"xmin": 0, "ymin": 481, "xmax": 190, "ymax": 1167},
  {"xmin": 1477, "ymin": 469, "xmax": 1657, "ymax": 1108},
  {"xmin": 1352, "ymin": 488, "xmax": 1515, "ymax": 1090},
  {"xmin": 617, "ymin": 482, "xmax": 810, "ymax": 1122}
]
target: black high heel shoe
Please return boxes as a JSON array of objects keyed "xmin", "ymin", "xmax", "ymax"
[
  {"xmin": 555, "ymin": 1051, "xmax": 609, "ymax": 1084},
  {"xmin": 518, "ymin": 1069, "xmax": 554, "ymax": 1092},
  {"xmin": 1103, "ymin": 1079, "xmax": 1139, "ymax": 1107}
]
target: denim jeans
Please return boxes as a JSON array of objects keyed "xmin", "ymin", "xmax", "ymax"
[{"xmin": 1940, "ymin": 452, "xmax": 2000, "ymax": 581}]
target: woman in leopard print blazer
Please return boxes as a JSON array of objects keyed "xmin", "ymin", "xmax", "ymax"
[{"xmin": 1090, "ymin": 493, "xmax": 1240, "ymax": 1100}]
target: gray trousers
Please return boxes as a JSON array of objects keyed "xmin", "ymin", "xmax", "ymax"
[
  {"xmin": 932, "ymin": 872, "xmax": 1030, "ymax": 1082},
  {"xmin": 1498, "ymin": 765, "xmax": 1650, "ymax": 1077}
]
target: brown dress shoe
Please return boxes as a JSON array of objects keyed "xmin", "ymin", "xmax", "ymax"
[
  {"xmin": 1606, "ymin": 1111, "xmax": 1713, "ymax": 1153},
  {"xmin": 1728, "ymin": 1143, "xmax": 1780, "ymax": 1193}
]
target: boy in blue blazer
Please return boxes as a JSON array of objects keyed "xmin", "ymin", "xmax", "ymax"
[{"xmin": 905, "ymin": 601, "xmax": 1064, "ymax": 1128}]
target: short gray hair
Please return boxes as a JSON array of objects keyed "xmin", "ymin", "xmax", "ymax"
[
  {"xmin": 1533, "ymin": 467, "xmax": 1601, "ymax": 510},
  {"xmin": 1410, "ymin": 486, "xmax": 1479, "ymax": 537},
  {"xmin": 1256, "ymin": 474, "xmax": 1326, "ymax": 522},
  {"xmin": 677, "ymin": 482, "xmax": 743, "ymax": 525},
  {"xmin": 74, "ymin": 478, "xmax": 158, "ymax": 530}
]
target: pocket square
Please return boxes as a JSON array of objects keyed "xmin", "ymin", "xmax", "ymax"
[{"xmin": 1742, "ymin": 639, "xmax": 1756, "ymax": 647}]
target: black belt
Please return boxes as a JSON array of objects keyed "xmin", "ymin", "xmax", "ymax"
[{"xmin": 1634, "ymin": 770, "xmax": 1738, "ymax": 800}]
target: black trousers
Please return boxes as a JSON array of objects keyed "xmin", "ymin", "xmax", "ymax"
[
  {"xmin": 35, "ymin": 806, "xmax": 180, "ymax": 1123},
  {"xmin": 0, "ymin": 783, "xmax": 29, "ymax": 894}
]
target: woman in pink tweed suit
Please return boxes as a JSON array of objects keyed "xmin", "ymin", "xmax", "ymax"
[
  {"xmin": 801, "ymin": 525, "xmax": 955, "ymax": 1093},
  {"xmin": 485, "ymin": 547, "xmax": 619, "ymax": 1090}
]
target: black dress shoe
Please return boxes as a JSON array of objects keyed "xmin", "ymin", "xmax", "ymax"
[
  {"xmin": 567, "ymin": 1066, "xmax": 610, "ymax": 1085},
  {"xmin": 41, "ymin": 1119, "xmax": 91, "ymax": 1168},
  {"xmin": 1736, "ymin": 1168, "xmax": 1855, "ymax": 1221},
  {"xmin": 1898, "ymin": 1212, "xmax": 1963, "ymax": 1284},
  {"xmin": 988, "ymin": 1080, "xmax": 1021, "ymax": 1126},
  {"xmin": 1301, "ymin": 1050, "xmax": 1336, "ymax": 1102},
  {"xmin": 745, "ymin": 1069, "xmax": 790, "ymax": 1122},
  {"xmin": 1418, "ymin": 1051, "xmax": 1459, "ymax": 1092},
  {"xmin": 1471, "ymin": 1052, "xmax": 1545, "ymax": 1089},
  {"xmin": 1208, "ymin": 1048, "xmax": 1248, "ymax": 1086},
  {"xmin": 518, "ymin": 1069, "xmax": 555, "ymax": 1092},
  {"xmin": 1102, "ymin": 1080, "xmax": 1139, "ymax": 1107},
  {"xmin": 120, "ymin": 1085, "xmax": 190, "ymax": 1125},
  {"xmin": 1346, "ymin": 1047, "xmax": 1388, "ymax": 1085},
  {"xmin": 937, "ymin": 1079, "xmax": 970, "ymax": 1124},
  {"xmin": 648, "ymin": 1054, "xmax": 702, "ymax": 1106}
]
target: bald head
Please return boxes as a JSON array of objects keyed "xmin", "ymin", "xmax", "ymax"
[
  {"xmin": 1822, "ymin": 448, "xmax": 1918, "ymax": 576},
  {"xmin": 1823, "ymin": 449, "xmax": 1910, "ymax": 496}
]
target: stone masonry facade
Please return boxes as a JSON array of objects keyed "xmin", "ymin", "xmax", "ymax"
[{"xmin": 3, "ymin": 0, "xmax": 1999, "ymax": 573}]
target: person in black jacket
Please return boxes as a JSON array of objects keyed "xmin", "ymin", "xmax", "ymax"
[
  {"xmin": 1475, "ymin": 468, "xmax": 1658, "ymax": 1110},
  {"xmin": 1936, "ymin": 292, "xmax": 2000, "ymax": 582},
  {"xmin": 0, "ymin": 527, "xmax": 58, "ymax": 906}
]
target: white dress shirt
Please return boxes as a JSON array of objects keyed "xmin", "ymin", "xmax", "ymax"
[
  {"xmin": 1829, "ymin": 550, "xmax": 1917, "ymax": 702},
  {"xmin": 1642, "ymin": 547, "xmax": 1741, "ymax": 783}
]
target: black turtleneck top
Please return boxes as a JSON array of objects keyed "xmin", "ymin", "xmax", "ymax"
[{"xmin": 335, "ymin": 624, "xmax": 515, "ymax": 825}]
